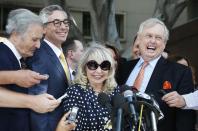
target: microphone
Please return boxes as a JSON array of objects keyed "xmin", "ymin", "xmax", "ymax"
[
  {"xmin": 120, "ymin": 84, "xmax": 131, "ymax": 93},
  {"xmin": 150, "ymin": 111, "xmax": 157, "ymax": 131},
  {"xmin": 136, "ymin": 92, "xmax": 151, "ymax": 100},
  {"xmin": 123, "ymin": 90, "xmax": 138, "ymax": 125},
  {"xmin": 112, "ymin": 94, "xmax": 125, "ymax": 131},
  {"xmin": 158, "ymin": 89, "xmax": 167, "ymax": 96},
  {"xmin": 150, "ymin": 95, "xmax": 158, "ymax": 131},
  {"xmin": 150, "ymin": 95, "xmax": 164, "ymax": 120},
  {"xmin": 120, "ymin": 85, "xmax": 138, "ymax": 94},
  {"xmin": 98, "ymin": 92, "xmax": 112, "ymax": 112}
]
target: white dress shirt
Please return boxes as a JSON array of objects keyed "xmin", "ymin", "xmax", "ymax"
[
  {"xmin": 183, "ymin": 90, "xmax": 198, "ymax": 110},
  {"xmin": 69, "ymin": 67, "xmax": 75, "ymax": 81},
  {"xmin": 126, "ymin": 56, "xmax": 161, "ymax": 92},
  {"xmin": 44, "ymin": 39, "xmax": 62, "ymax": 58},
  {"xmin": 44, "ymin": 39, "xmax": 69, "ymax": 70},
  {"xmin": 2, "ymin": 38, "xmax": 22, "ymax": 67}
]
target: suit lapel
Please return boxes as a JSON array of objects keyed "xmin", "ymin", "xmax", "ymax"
[
  {"xmin": 145, "ymin": 57, "xmax": 168, "ymax": 93},
  {"xmin": 117, "ymin": 59, "xmax": 139, "ymax": 85},
  {"xmin": 42, "ymin": 41, "xmax": 68, "ymax": 84}
]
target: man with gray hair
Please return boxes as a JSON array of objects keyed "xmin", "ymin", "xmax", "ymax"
[
  {"xmin": 0, "ymin": 8, "xmax": 60, "ymax": 131},
  {"xmin": 117, "ymin": 18, "xmax": 195, "ymax": 131},
  {"xmin": 28, "ymin": 5, "xmax": 71, "ymax": 131}
]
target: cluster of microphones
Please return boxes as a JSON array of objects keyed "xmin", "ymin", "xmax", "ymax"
[{"xmin": 98, "ymin": 85, "xmax": 164, "ymax": 131}]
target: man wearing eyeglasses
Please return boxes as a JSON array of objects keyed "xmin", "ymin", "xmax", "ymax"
[
  {"xmin": 28, "ymin": 5, "xmax": 71, "ymax": 131},
  {"xmin": 117, "ymin": 18, "xmax": 195, "ymax": 131}
]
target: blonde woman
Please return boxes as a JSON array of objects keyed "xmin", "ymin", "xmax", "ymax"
[{"xmin": 62, "ymin": 43, "xmax": 120, "ymax": 130}]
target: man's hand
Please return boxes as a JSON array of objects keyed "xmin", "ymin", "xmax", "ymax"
[
  {"xmin": 56, "ymin": 112, "xmax": 76, "ymax": 131},
  {"xmin": 13, "ymin": 70, "xmax": 48, "ymax": 88},
  {"xmin": 29, "ymin": 94, "xmax": 61, "ymax": 113},
  {"xmin": 162, "ymin": 91, "xmax": 186, "ymax": 108}
]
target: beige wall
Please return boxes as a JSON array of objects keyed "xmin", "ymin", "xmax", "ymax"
[
  {"xmin": 65, "ymin": 0, "xmax": 156, "ymax": 57},
  {"xmin": 0, "ymin": 0, "xmax": 189, "ymax": 58},
  {"xmin": 0, "ymin": 0, "xmax": 43, "ymax": 7}
]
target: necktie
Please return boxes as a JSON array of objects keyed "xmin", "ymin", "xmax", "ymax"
[
  {"xmin": 59, "ymin": 52, "xmax": 71, "ymax": 85},
  {"xmin": 20, "ymin": 58, "xmax": 27, "ymax": 69},
  {"xmin": 133, "ymin": 61, "xmax": 148, "ymax": 90}
]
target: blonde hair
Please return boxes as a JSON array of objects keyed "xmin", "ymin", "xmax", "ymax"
[{"xmin": 74, "ymin": 42, "xmax": 117, "ymax": 94}]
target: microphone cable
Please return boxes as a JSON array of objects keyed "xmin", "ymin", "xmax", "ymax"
[{"xmin": 138, "ymin": 104, "xmax": 144, "ymax": 131}]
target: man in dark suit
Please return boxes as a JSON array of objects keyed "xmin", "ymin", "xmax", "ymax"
[
  {"xmin": 117, "ymin": 18, "xmax": 195, "ymax": 131},
  {"xmin": 28, "ymin": 5, "xmax": 71, "ymax": 131},
  {"xmin": 0, "ymin": 9, "xmax": 60, "ymax": 131}
]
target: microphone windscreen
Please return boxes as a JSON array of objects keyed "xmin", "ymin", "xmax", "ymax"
[
  {"xmin": 98, "ymin": 92, "xmax": 110, "ymax": 106},
  {"xmin": 112, "ymin": 94, "xmax": 125, "ymax": 108},
  {"xmin": 131, "ymin": 86, "xmax": 138, "ymax": 93},
  {"xmin": 120, "ymin": 85, "xmax": 131, "ymax": 93},
  {"xmin": 123, "ymin": 90, "xmax": 133, "ymax": 98}
]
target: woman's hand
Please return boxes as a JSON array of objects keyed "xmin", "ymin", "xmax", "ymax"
[{"xmin": 56, "ymin": 112, "xmax": 76, "ymax": 131}]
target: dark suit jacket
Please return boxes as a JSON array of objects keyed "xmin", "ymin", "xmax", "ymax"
[
  {"xmin": 0, "ymin": 43, "xmax": 30, "ymax": 131},
  {"xmin": 28, "ymin": 40, "xmax": 69, "ymax": 131},
  {"xmin": 117, "ymin": 57, "xmax": 196, "ymax": 131}
]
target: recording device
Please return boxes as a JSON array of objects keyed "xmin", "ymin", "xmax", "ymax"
[
  {"xmin": 150, "ymin": 95, "xmax": 164, "ymax": 120},
  {"xmin": 120, "ymin": 85, "xmax": 164, "ymax": 120},
  {"xmin": 57, "ymin": 93, "xmax": 68, "ymax": 101},
  {"xmin": 42, "ymin": 74, "xmax": 49, "ymax": 79},
  {"xmin": 136, "ymin": 92, "xmax": 151, "ymax": 100},
  {"xmin": 150, "ymin": 111, "xmax": 157, "ymax": 131},
  {"xmin": 123, "ymin": 90, "xmax": 138, "ymax": 125},
  {"xmin": 158, "ymin": 89, "xmax": 167, "ymax": 95},
  {"xmin": 98, "ymin": 92, "xmax": 112, "ymax": 112},
  {"xmin": 112, "ymin": 94, "xmax": 125, "ymax": 131},
  {"xmin": 67, "ymin": 106, "xmax": 79, "ymax": 123},
  {"xmin": 120, "ymin": 85, "xmax": 131, "ymax": 93}
]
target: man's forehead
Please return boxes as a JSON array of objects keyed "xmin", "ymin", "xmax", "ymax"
[{"xmin": 48, "ymin": 10, "xmax": 68, "ymax": 20}]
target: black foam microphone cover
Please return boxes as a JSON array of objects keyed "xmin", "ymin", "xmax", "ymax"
[
  {"xmin": 98, "ymin": 92, "xmax": 110, "ymax": 106},
  {"xmin": 112, "ymin": 94, "xmax": 125, "ymax": 131},
  {"xmin": 120, "ymin": 85, "xmax": 131, "ymax": 93}
]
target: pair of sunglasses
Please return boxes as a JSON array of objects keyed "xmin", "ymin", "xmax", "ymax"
[{"xmin": 86, "ymin": 60, "xmax": 111, "ymax": 71}]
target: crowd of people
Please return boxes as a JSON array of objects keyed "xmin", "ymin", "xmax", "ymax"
[{"xmin": 0, "ymin": 4, "xmax": 197, "ymax": 131}]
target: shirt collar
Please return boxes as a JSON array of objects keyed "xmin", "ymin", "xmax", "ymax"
[
  {"xmin": 44, "ymin": 39, "xmax": 62, "ymax": 57},
  {"xmin": 3, "ymin": 38, "xmax": 22, "ymax": 61},
  {"xmin": 138, "ymin": 55, "xmax": 161, "ymax": 67}
]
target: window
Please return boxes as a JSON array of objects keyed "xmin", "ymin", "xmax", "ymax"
[
  {"xmin": 115, "ymin": 14, "xmax": 125, "ymax": 39},
  {"xmin": 82, "ymin": 11, "xmax": 125, "ymax": 40},
  {"xmin": 82, "ymin": 12, "xmax": 91, "ymax": 37}
]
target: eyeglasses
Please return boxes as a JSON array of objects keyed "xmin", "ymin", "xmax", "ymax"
[
  {"xmin": 44, "ymin": 19, "xmax": 70, "ymax": 27},
  {"xmin": 143, "ymin": 34, "xmax": 164, "ymax": 42},
  {"xmin": 86, "ymin": 60, "xmax": 111, "ymax": 71}
]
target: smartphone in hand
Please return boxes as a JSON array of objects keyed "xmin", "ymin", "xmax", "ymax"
[{"xmin": 67, "ymin": 107, "xmax": 79, "ymax": 124}]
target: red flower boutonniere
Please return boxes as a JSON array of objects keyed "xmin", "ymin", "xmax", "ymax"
[{"xmin": 163, "ymin": 81, "xmax": 172, "ymax": 90}]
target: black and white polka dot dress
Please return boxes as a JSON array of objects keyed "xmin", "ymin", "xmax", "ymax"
[{"xmin": 63, "ymin": 84, "xmax": 120, "ymax": 131}]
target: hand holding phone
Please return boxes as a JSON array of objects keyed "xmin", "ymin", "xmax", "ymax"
[
  {"xmin": 67, "ymin": 107, "xmax": 79, "ymax": 124},
  {"xmin": 57, "ymin": 93, "xmax": 68, "ymax": 101},
  {"xmin": 42, "ymin": 74, "xmax": 49, "ymax": 79}
]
